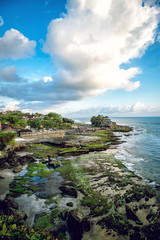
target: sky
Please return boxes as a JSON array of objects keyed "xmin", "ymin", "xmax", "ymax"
[{"xmin": 0, "ymin": 0, "xmax": 160, "ymax": 117}]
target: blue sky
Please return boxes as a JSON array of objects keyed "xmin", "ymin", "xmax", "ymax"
[{"xmin": 0, "ymin": 0, "xmax": 160, "ymax": 117}]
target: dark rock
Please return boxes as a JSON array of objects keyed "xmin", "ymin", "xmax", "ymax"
[
  {"xmin": 3, "ymin": 162, "xmax": 11, "ymax": 169},
  {"xmin": 68, "ymin": 210, "xmax": 84, "ymax": 240},
  {"xmin": 19, "ymin": 155, "xmax": 36, "ymax": 165},
  {"xmin": 145, "ymin": 197, "xmax": 149, "ymax": 202},
  {"xmin": 59, "ymin": 183, "xmax": 77, "ymax": 198},
  {"xmin": 47, "ymin": 155, "xmax": 52, "ymax": 161},
  {"xmin": 83, "ymin": 218, "xmax": 91, "ymax": 232},
  {"xmin": 66, "ymin": 202, "xmax": 73, "ymax": 207},
  {"xmin": 4, "ymin": 195, "xmax": 18, "ymax": 210},
  {"xmin": 7, "ymin": 151, "xmax": 19, "ymax": 167},
  {"xmin": 13, "ymin": 164, "xmax": 22, "ymax": 173},
  {"xmin": 48, "ymin": 160, "xmax": 60, "ymax": 168},
  {"xmin": 60, "ymin": 210, "xmax": 68, "ymax": 220},
  {"xmin": 9, "ymin": 208, "xmax": 27, "ymax": 221},
  {"xmin": 0, "ymin": 195, "xmax": 18, "ymax": 215},
  {"xmin": 126, "ymin": 204, "xmax": 142, "ymax": 223},
  {"xmin": 0, "ymin": 175, "xmax": 5, "ymax": 179}
]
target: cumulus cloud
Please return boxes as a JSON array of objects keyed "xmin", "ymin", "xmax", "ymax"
[
  {"xmin": 0, "ymin": 1, "xmax": 160, "ymax": 113},
  {"xmin": 0, "ymin": 29, "xmax": 36, "ymax": 60},
  {"xmin": 0, "ymin": 16, "xmax": 4, "ymax": 27},
  {"xmin": 43, "ymin": 76, "xmax": 53, "ymax": 83},
  {"xmin": 0, "ymin": 66, "xmax": 22, "ymax": 82},
  {"xmin": 1, "ymin": 101, "xmax": 20, "ymax": 112},
  {"xmin": 67, "ymin": 102, "xmax": 160, "ymax": 118},
  {"xmin": 43, "ymin": 0, "xmax": 159, "ymax": 99}
]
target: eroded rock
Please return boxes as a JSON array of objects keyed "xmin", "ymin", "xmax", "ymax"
[
  {"xmin": 126, "ymin": 204, "xmax": 142, "ymax": 224},
  {"xmin": 48, "ymin": 160, "xmax": 61, "ymax": 168},
  {"xmin": 59, "ymin": 183, "xmax": 77, "ymax": 197},
  {"xmin": 19, "ymin": 155, "xmax": 36, "ymax": 165},
  {"xmin": 13, "ymin": 165, "xmax": 22, "ymax": 173}
]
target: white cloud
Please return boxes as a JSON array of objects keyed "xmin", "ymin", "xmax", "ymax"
[
  {"xmin": 0, "ymin": 66, "xmax": 21, "ymax": 82},
  {"xmin": 0, "ymin": 16, "xmax": 4, "ymax": 27},
  {"xmin": 0, "ymin": 28, "xmax": 36, "ymax": 60},
  {"xmin": 43, "ymin": 0, "xmax": 159, "ymax": 99},
  {"xmin": 66, "ymin": 102, "xmax": 160, "ymax": 117},
  {"xmin": 43, "ymin": 76, "xmax": 53, "ymax": 83},
  {"xmin": 2, "ymin": 101, "xmax": 20, "ymax": 112}
]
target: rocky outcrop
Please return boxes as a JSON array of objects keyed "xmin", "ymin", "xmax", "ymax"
[
  {"xmin": 19, "ymin": 155, "xmax": 36, "ymax": 165},
  {"xmin": 48, "ymin": 160, "xmax": 61, "ymax": 168},
  {"xmin": 59, "ymin": 182, "xmax": 78, "ymax": 197},
  {"xmin": 0, "ymin": 195, "xmax": 27, "ymax": 221},
  {"xmin": 13, "ymin": 165, "xmax": 22, "ymax": 173},
  {"xmin": 0, "ymin": 148, "xmax": 36, "ymax": 170},
  {"xmin": 126, "ymin": 204, "xmax": 142, "ymax": 224},
  {"xmin": 67, "ymin": 210, "xmax": 90, "ymax": 240}
]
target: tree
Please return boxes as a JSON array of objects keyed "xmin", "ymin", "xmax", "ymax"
[
  {"xmin": 47, "ymin": 112, "xmax": 62, "ymax": 119},
  {"xmin": 28, "ymin": 119, "xmax": 41, "ymax": 129},
  {"xmin": 42, "ymin": 120, "xmax": 54, "ymax": 129},
  {"xmin": 7, "ymin": 115, "xmax": 20, "ymax": 125},
  {"xmin": 90, "ymin": 115, "xmax": 111, "ymax": 127},
  {"xmin": 17, "ymin": 119, "xmax": 27, "ymax": 128}
]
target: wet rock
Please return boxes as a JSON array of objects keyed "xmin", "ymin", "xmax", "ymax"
[
  {"xmin": 48, "ymin": 160, "xmax": 61, "ymax": 168},
  {"xmin": 59, "ymin": 183, "xmax": 77, "ymax": 197},
  {"xmin": 3, "ymin": 162, "xmax": 11, "ymax": 169},
  {"xmin": 19, "ymin": 155, "xmax": 36, "ymax": 165},
  {"xmin": 9, "ymin": 208, "xmax": 27, "ymax": 221},
  {"xmin": 126, "ymin": 204, "xmax": 142, "ymax": 224},
  {"xmin": 0, "ymin": 195, "xmax": 18, "ymax": 215},
  {"xmin": 66, "ymin": 202, "xmax": 73, "ymax": 207},
  {"xmin": 68, "ymin": 210, "xmax": 84, "ymax": 240},
  {"xmin": 47, "ymin": 155, "xmax": 52, "ymax": 161},
  {"xmin": 4, "ymin": 195, "xmax": 18, "ymax": 210},
  {"xmin": 83, "ymin": 218, "xmax": 91, "ymax": 232},
  {"xmin": 60, "ymin": 210, "xmax": 68, "ymax": 220},
  {"xmin": 7, "ymin": 151, "xmax": 19, "ymax": 167},
  {"xmin": 13, "ymin": 164, "xmax": 22, "ymax": 173}
]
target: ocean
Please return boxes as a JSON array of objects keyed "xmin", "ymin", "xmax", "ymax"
[{"xmin": 75, "ymin": 117, "xmax": 160, "ymax": 185}]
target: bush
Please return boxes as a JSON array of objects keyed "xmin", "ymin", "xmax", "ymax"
[{"xmin": 0, "ymin": 132, "xmax": 17, "ymax": 150}]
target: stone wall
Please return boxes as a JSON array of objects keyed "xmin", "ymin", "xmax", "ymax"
[{"xmin": 20, "ymin": 130, "xmax": 65, "ymax": 139}]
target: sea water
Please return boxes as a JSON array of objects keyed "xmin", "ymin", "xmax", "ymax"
[
  {"xmin": 75, "ymin": 117, "xmax": 160, "ymax": 185},
  {"xmin": 112, "ymin": 117, "xmax": 160, "ymax": 185}
]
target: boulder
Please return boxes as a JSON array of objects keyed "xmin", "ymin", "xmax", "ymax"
[
  {"xmin": 48, "ymin": 160, "xmax": 61, "ymax": 168},
  {"xmin": 4, "ymin": 195, "xmax": 18, "ymax": 210},
  {"xmin": 126, "ymin": 204, "xmax": 142, "ymax": 224},
  {"xmin": 9, "ymin": 208, "xmax": 27, "ymax": 221},
  {"xmin": 59, "ymin": 183, "xmax": 77, "ymax": 197},
  {"xmin": 68, "ymin": 210, "xmax": 84, "ymax": 240},
  {"xmin": 66, "ymin": 202, "xmax": 73, "ymax": 207},
  {"xmin": 13, "ymin": 165, "xmax": 22, "ymax": 173},
  {"xmin": 7, "ymin": 151, "xmax": 19, "ymax": 167},
  {"xmin": 67, "ymin": 210, "xmax": 91, "ymax": 240},
  {"xmin": 19, "ymin": 155, "xmax": 36, "ymax": 165}
]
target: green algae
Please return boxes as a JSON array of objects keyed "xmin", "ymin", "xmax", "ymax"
[{"xmin": 8, "ymin": 162, "xmax": 55, "ymax": 197}]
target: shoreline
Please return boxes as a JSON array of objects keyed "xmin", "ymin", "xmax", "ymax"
[{"xmin": 0, "ymin": 128, "xmax": 160, "ymax": 239}]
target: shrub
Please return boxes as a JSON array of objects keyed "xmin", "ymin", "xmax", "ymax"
[{"xmin": 0, "ymin": 132, "xmax": 17, "ymax": 150}]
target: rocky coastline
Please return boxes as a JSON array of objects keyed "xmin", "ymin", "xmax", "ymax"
[{"xmin": 0, "ymin": 125, "xmax": 160, "ymax": 240}]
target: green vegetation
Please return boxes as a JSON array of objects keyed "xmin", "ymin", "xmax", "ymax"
[
  {"xmin": 27, "ymin": 119, "xmax": 42, "ymax": 129},
  {"xmin": 9, "ymin": 162, "xmax": 54, "ymax": 197},
  {"xmin": 0, "ymin": 131, "xmax": 17, "ymax": 150},
  {"xmin": 0, "ymin": 215, "xmax": 53, "ymax": 240},
  {"xmin": 0, "ymin": 110, "xmax": 74, "ymax": 131},
  {"xmin": 91, "ymin": 115, "xmax": 111, "ymax": 127}
]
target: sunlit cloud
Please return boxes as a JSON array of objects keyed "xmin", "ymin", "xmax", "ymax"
[
  {"xmin": 0, "ymin": 28, "xmax": 36, "ymax": 60},
  {"xmin": 43, "ymin": 0, "xmax": 159, "ymax": 99}
]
